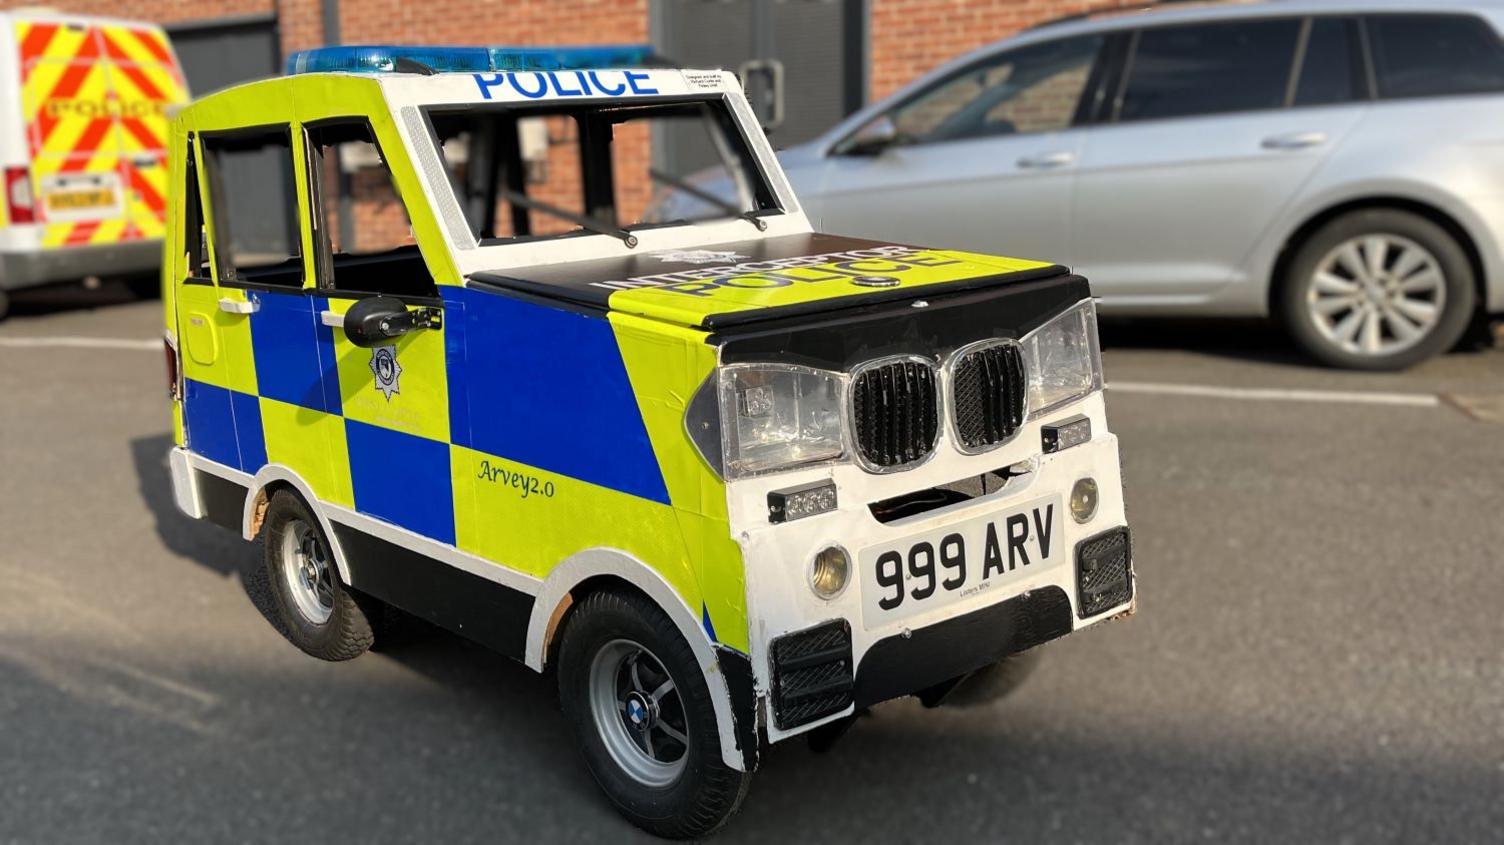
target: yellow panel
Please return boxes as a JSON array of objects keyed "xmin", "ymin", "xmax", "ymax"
[
  {"xmin": 610, "ymin": 312, "xmax": 748, "ymax": 652},
  {"xmin": 607, "ymin": 249, "xmax": 1054, "ymax": 328},
  {"xmin": 324, "ymin": 298, "xmax": 449, "ymax": 442},
  {"xmin": 452, "ymin": 445, "xmax": 699, "ymax": 598},
  {"xmin": 260, "ymin": 397, "xmax": 353, "ymax": 508}
]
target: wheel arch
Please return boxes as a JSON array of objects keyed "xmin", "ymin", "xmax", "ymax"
[
  {"xmin": 239, "ymin": 465, "xmax": 355, "ymax": 584},
  {"xmin": 1268, "ymin": 195, "xmax": 1488, "ymax": 315},
  {"xmin": 527, "ymin": 548, "xmax": 749, "ymax": 772}
]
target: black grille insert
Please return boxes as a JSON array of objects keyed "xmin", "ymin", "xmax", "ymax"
[
  {"xmin": 770, "ymin": 619, "xmax": 853, "ymax": 730},
  {"xmin": 951, "ymin": 341, "xmax": 1027, "ymax": 451},
  {"xmin": 1075, "ymin": 527, "xmax": 1133, "ymax": 618},
  {"xmin": 851, "ymin": 358, "xmax": 939, "ymax": 470}
]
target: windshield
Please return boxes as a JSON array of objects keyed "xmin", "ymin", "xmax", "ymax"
[{"xmin": 426, "ymin": 97, "xmax": 779, "ymax": 244}]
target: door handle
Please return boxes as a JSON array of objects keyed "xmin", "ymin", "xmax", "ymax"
[
  {"xmin": 1261, "ymin": 131, "xmax": 1327, "ymax": 150},
  {"xmin": 319, "ymin": 310, "xmax": 344, "ymax": 328},
  {"xmin": 217, "ymin": 297, "xmax": 258, "ymax": 315},
  {"xmin": 1017, "ymin": 151, "xmax": 1075, "ymax": 169},
  {"xmin": 737, "ymin": 58, "xmax": 785, "ymax": 131}
]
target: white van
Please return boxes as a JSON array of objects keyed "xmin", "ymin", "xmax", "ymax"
[{"xmin": 0, "ymin": 10, "xmax": 187, "ymax": 318}]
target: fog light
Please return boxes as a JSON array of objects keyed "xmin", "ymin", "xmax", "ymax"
[
  {"xmin": 1042, "ymin": 415, "xmax": 1091, "ymax": 453},
  {"xmin": 1070, "ymin": 477, "xmax": 1099, "ymax": 524},
  {"xmin": 810, "ymin": 546, "xmax": 850, "ymax": 600},
  {"xmin": 768, "ymin": 480, "xmax": 837, "ymax": 524}
]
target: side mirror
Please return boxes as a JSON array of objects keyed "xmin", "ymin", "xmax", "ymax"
[
  {"xmin": 343, "ymin": 296, "xmax": 441, "ymax": 347},
  {"xmin": 837, "ymin": 115, "xmax": 899, "ymax": 157}
]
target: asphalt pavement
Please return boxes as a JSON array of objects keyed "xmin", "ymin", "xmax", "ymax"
[{"xmin": 1, "ymin": 284, "xmax": 1501, "ymax": 843}]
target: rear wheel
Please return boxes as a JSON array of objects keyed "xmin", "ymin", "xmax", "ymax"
[
  {"xmin": 1279, "ymin": 209, "xmax": 1475, "ymax": 370},
  {"xmin": 557, "ymin": 590, "xmax": 749, "ymax": 839},
  {"xmin": 263, "ymin": 491, "xmax": 376, "ymax": 661}
]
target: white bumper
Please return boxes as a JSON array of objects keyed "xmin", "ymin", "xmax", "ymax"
[{"xmin": 727, "ymin": 391, "xmax": 1132, "ymax": 744}]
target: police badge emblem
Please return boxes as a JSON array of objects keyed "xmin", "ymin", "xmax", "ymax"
[{"xmin": 369, "ymin": 346, "xmax": 402, "ymax": 401}]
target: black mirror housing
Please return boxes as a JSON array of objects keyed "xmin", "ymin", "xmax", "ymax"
[{"xmin": 343, "ymin": 296, "xmax": 415, "ymax": 347}]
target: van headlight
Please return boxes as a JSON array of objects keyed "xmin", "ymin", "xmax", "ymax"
[
  {"xmin": 717, "ymin": 364, "xmax": 845, "ymax": 478},
  {"xmin": 1023, "ymin": 299, "xmax": 1103, "ymax": 416}
]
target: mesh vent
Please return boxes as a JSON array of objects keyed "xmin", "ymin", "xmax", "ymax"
[
  {"xmin": 851, "ymin": 359, "xmax": 939, "ymax": 470},
  {"xmin": 770, "ymin": 620, "xmax": 853, "ymax": 730},
  {"xmin": 952, "ymin": 341, "xmax": 1027, "ymax": 451},
  {"xmin": 1076, "ymin": 528, "xmax": 1133, "ymax": 618}
]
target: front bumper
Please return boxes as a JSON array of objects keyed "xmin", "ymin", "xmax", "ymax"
[
  {"xmin": 730, "ymin": 392, "xmax": 1133, "ymax": 742},
  {"xmin": 0, "ymin": 240, "xmax": 160, "ymax": 290}
]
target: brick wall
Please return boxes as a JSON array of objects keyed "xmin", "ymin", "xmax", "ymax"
[
  {"xmin": 869, "ymin": 0, "xmax": 1144, "ymax": 100},
  {"xmin": 0, "ymin": 0, "xmax": 271, "ymax": 27}
]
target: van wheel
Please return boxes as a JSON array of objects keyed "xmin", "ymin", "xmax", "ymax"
[
  {"xmin": 557, "ymin": 590, "xmax": 750, "ymax": 839},
  {"xmin": 263, "ymin": 490, "xmax": 375, "ymax": 661},
  {"xmin": 0, "ymin": 289, "xmax": 10, "ymax": 321},
  {"xmin": 1279, "ymin": 209, "xmax": 1475, "ymax": 370},
  {"xmin": 943, "ymin": 649, "xmax": 1043, "ymax": 708}
]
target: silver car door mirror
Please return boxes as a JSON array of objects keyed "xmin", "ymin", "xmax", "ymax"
[{"xmin": 838, "ymin": 115, "xmax": 899, "ymax": 157}]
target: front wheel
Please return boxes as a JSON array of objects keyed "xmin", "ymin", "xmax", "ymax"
[
  {"xmin": 557, "ymin": 590, "xmax": 749, "ymax": 839},
  {"xmin": 263, "ymin": 490, "xmax": 377, "ymax": 661},
  {"xmin": 1279, "ymin": 209, "xmax": 1475, "ymax": 370}
]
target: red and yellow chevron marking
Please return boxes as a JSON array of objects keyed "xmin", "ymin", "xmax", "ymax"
[{"xmin": 14, "ymin": 20, "xmax": 185, "ymax": 248}]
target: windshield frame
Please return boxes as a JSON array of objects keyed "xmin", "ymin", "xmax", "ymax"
[{"xmin": 418, "ymin": 93, "xmax": 785, "ymax": 249}]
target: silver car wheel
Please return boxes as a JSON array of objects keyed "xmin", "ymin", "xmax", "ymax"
[
  {"xmin": 588, "ymin": 639, "xmax": 690, "ymax": 788},
  {"xmin": 1306, "ymin": 234, "xmax": 1446, "ymax": 357},
  {"xmin": 280, "ymin": 519, "xmax": 335, "ymax": 625}
]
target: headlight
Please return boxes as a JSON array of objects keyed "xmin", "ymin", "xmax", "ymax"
[
  {"xmin": 1023, "ymin": 299, "xmax": 1102, "ymax": 415},
  {"xmin": 718, "ymin": 364, "xmax": 845, "ymax": 477}
]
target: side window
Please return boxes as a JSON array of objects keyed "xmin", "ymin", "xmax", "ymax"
[
  {"xmin": 306, "ymin": 120, "xmax": 435, "ymax": 298},
  {"xmin": 1367, "ymin": 14, "xmax": 1504, "ymax": 100},
  {"xmin": 888, "ymin": 35, "xmax": 1103, "ymax": 145},
  {"xmin": 201, "ymin": 128, "xmax": 303, "ymax": 288},
  {"xmin": 183, "ymin": 137, "xmax": 210, "ymax": 282},
  {"xmin": 1294, "ymin": 18, "xmax": 1361, "ymax": 107},
  {"xmin": 1117, "ymin": 19, "xmax": 1302, "ymax": 122}
]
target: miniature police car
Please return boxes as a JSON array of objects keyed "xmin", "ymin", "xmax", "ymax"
[{"xmin": 162, "ymin": 44, "xmax": 1135, "ymax": 838}]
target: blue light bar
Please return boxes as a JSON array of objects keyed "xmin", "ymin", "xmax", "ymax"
[{"xmin": 286, "ymin": 44, "xmax": 659, "ymax": 76}]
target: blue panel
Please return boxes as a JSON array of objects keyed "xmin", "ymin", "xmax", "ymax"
[
  {"xmin": 248, "ymin": 290, "xmax": 341, "ymax": 415},
  {"xmin": 311, "ymin": 296, "xmax": 345, "ymax": 415},
  {"xmin": 229, "ymin": 390, "xmax": 267, "ymax": 473},
  {"xmin": 183, "ymin": 379, "xmax": 240, "ymax": 469},
  {"xmin": 345, "ymin": 419, "xmax": 455, "ymax": 545},
  {"xmin": 441, "ymin": 289, "xmax": 471, "ymax": 447},
  {"xmin": 447, "ymin": 288, "xmax": 670, "ymax": 505}
]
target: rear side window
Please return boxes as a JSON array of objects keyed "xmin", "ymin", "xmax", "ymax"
[
  {"xmin": 1367, "ymin": 14, "xmax": 1504, "ymax": 100},
  {"xmin": 201, "ymin": 128, "xmax": 303, "ymax": 288},
  {"xmin": 1294, "ymin": 18, "xmax": 1360, "ymax": 107},
  {"xmin": 1117, "ymin": 19, "xmax": 1302, "ymax": 122}
]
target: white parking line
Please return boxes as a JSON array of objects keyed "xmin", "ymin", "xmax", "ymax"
[
  {"xmin": 0, "ymin": 336, "xmax": 159, "ymax": 351},
  {"xmin": 1109, "ymin": 381, "xmax": 1440, "ymax": 408}
]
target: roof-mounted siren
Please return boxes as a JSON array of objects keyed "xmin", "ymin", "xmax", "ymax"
[{"xmin": 284, "ymin": 44, "xmax": 673, "ymax": 76}]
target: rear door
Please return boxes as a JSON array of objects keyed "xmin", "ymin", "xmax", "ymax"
[
  {"xmin": 1070, "ymin": 16, "xmax": 1369, "ymax": 304},
  {"xmin": 13, "ymin": 17, "xmax": 185, "ymax": 250}
]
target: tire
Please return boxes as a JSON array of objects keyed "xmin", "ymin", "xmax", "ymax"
[
  {"xmin": 1279, "ymin": 208, "xmax": 1476, "ymax": 370},
  {"xmin": 0, "ymin": 289, "xmax": 9, "ymax": 321},
  {"xmin": 943, "ymin": 649, "xmax": 1043, "ymax": 708},
  {"xmin": 557, "ymin": 590, "xmax": 750, "ymax": 839},
  {"xmin": 263, "ymin": 490, "xmax": 376, "ymax": 661}
]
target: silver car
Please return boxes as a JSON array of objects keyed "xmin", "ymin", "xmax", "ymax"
[{"xmin": 763, "ymin": 0, "xmax": 1504, "ymax": 369}]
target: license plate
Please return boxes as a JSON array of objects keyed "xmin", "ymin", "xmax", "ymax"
[
  {"xmin": 860, "ymin": 495, "xmax": 1064, "ymax": 628},
  {"xmin": 44, "ymin": 188, "xmax": 116, "ymax": 211}
]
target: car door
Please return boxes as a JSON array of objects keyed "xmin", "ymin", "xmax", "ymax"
[
  {"xmin": 811, "ymin": 34, "xmax": 1106, "ymax": 263},
  {"xmin": 1071, "ymin": 16, "xmax": 1370, "ymax": 305},
  {"xmin": 199, "ymin": 124, "xmax": 350, "ymax": 506},
  {"xmin": 303, "ymin": 118, "xmax": 457, "ymax": 546}
]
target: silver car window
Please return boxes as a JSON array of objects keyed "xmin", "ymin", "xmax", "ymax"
[{"xmin": 888, "ymin": 35, "xmax": 1103, "ymax": 145}]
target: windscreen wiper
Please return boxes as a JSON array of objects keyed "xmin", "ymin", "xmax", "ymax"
[
  {"xmin": 649, "ymin": 168, "xmax": 766, "ymax": 231},
  {"xmin": 496, "ymin": 187, "xmax": 638, "ymax": 247}
]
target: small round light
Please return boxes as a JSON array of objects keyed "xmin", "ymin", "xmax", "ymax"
[
  {"xmin": 810, "ymin": 546, "xmax": 850, "ymax": 600},
  {"xmin": 1070, "ymin": 477, "xmax": 1100, "ymax": 524}
]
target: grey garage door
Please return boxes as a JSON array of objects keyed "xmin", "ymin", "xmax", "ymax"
[
  {"xmin": 653, "ymin": 0, "xmax": 864, "ymax": 175},
  {"xmin": 167, "ymin": 17, "xmax": 292, "ymax": 259}
]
